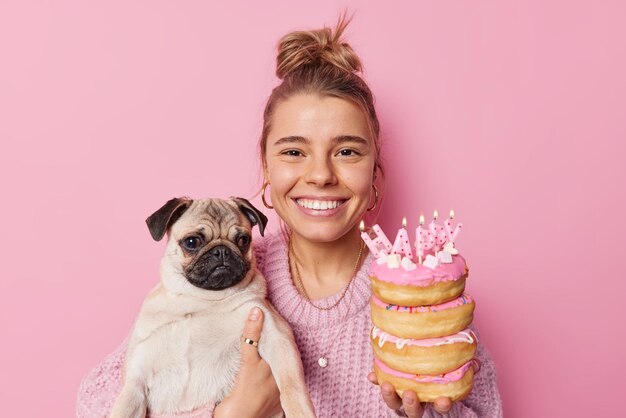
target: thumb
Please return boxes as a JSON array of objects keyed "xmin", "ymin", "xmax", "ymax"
[{"xmin": 240, "ymin": 306, "xmax": 264, "ymax": 364}]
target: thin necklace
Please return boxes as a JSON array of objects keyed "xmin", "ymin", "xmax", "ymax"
[
  {"xmin": 288, "ymin": 237, "xmax": 365, "ymax": 368},
  {"xmin": 289, "ymin": 238, "xmax": 364, "ymax": 311}
]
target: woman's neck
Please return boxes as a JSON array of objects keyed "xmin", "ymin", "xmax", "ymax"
[{"xmin": 289, "ymin": 227, "xmax": 367, "ymax": 299}]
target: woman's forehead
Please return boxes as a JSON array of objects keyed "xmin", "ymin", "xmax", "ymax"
[{"xmin": 268, "ymin": 94, "xmax": 371, "ymax": 144}]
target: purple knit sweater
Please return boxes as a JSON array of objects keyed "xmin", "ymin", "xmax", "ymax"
[{"xmin": 77, "ymin": 233, "xmax": 502, "ymax": 417}]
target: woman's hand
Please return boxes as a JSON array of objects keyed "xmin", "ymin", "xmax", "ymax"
[
  {"xmin": 214, "ymin": 307, "xmax": 282, "ymax": 418},
  {"xmin": 368, "ymin": 372, "xmax": 452, "ymax": 417}
]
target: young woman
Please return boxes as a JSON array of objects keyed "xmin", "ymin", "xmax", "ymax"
[{"xmin": 77, "ymin": 18, "xmax": 502, "ymax": 418}]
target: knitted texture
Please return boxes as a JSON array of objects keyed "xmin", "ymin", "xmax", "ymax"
[
  {"xmin": 76, "ymin": 233, "xmax": 502, "ymax": 417},
  {"xmin": 76, "ymin": 335, "xmax": 126, "ymax": 418}
]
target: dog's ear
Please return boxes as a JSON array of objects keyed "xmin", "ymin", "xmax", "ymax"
[
  {"xmin": 232, "ymin": 197, "xmax": 268, "ymax": 237},
  {"xmin": 146, "ymin": 198, "xmax": 193, "ymax": 241}
]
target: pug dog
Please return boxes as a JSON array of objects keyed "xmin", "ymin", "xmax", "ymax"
[{"xmin": 109, "ymin": 197, "xmax": 316, "ymax": 418}]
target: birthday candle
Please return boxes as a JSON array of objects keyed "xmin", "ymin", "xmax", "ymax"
[
  {"xmin": 360, "ymin": 221, "xmax": 381, "ymax": 257},
  {"xmin": 444, "ymin": 209, "xmax": 463, "ymax": 244},
  {"xmin": 372, "ymin": 224, "xmax": 393, "ymax": 253},
  {"xmin": 429, "ymin": 210, "xmax": 442, "ymax": 255},
  {"xmin": 435, "ymin": 226, "xmax": 447, "ymax": 250},
  {"xmin": 415, "ymin": 214, "xmax": 425, "ymax": 264},
  {"xmin": 391, "ymin": 217, "xmax": 413, "ymax": 259}
]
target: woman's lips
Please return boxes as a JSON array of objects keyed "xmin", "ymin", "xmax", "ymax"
[
  {"xmin": 291, "ymin": 197, "xmax": 348, "ymax": 217},
  {"xmin": 295, "ymin": 198, "xmax": 345, "ymax": 210}
]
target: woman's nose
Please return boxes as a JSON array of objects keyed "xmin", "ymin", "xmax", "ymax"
[{"xmin": 305, "ymin": 156, "xmax": 337, "ymax": 186}]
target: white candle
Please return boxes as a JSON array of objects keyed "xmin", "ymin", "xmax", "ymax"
[
  {"xmin": 391, "ymin": 217, "xmax": 413, "ymax": 259},
  {"xmin": 429, "ymin": 210, "xmax": 442, "ymax": 256},
  {"xmin": 415, "ymin": 214, "xmax": 425, "ymax": 264},
  {"xmin": 360, "ymin": 221, "xmax": 381, "ymax": 257},
  {"xmin": 372, "ymin": 224, "xmax": 393, "ymax": 253},
  {"xmin": 444, "ymin": 209, "xmax": 463, "ymax": 244}
]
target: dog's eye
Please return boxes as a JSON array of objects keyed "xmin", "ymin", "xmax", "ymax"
[
  {"xmin": 237, "ymin": 235, "xmax": 250, "ymax": 248},
  {"xmin": 182, "ymin": 236, "xmax": 203, "ymax": 251}
]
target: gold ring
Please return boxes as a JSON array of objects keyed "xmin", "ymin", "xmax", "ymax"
[{"xmin": 243, "ymin": 337, "xmax": 259, "ymax": 347}]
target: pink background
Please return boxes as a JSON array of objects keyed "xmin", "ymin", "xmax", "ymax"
[{"xmin": 1, "ymin": 1, "xmax": 624, "ymax": 417}]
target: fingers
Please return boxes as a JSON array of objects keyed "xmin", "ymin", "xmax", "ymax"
[
  {"xmin": 370, "ymin": 373, "xmax": 445, "ymax": 418},
  {"xmin": 401, "ymin": 390, "xmax": 424, "ymax": 418},
  {"xmin": 376, "ymin": 380, "xmax": 425, "ymax": 418},
  {"xmin": 380, "ymin": 382, "xmax": 402, "ymax": 411},
  {"xmin": 240, "ymin": 307, "xmax": 264, "ymax": 364},
  {"xmin": 433, "ymin": 396, "xmax": 452, "ymax": 414},
  {"xmin": 367, "ymin": 371, "xmax": 379, "ymax": 385}
]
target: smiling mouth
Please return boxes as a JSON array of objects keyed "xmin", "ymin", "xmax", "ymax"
[{"xmin": 294, "ymin": 198, "xmax": 347, "ymax": 211}]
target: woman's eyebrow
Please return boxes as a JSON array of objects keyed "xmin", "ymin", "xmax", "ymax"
[
  {"xmin": 272, "ymin": 135, "xmax": 368, "ymax": 146},
  {"xmin": 273, "ymin": 136, "xmax": 309, "ymax": 146},
  {"xmin": 333, "ymin": 135, "xmax": 368, "ymax": 145}
]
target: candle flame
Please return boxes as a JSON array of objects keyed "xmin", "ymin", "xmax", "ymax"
[
  {"xmin": 402, "ymin": 217, "xmax": 407, "ymax": 228},
  {"xmin": 419, "ymin": 214, "xmax": 425, "ymax": 225},
  {"xmin": 359, "ymin": 220, "xmax": 365, "ymax": 232},
  {"xmin": 450, "ymin": 209, "xmax": 455, "ymax": 219},
  {"xmin": 433, "ymin": 210, "xmax": 438, "ymax": 220}
]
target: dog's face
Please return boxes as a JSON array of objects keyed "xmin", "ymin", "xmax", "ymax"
[{"xmin": 146, "ymin": 197, "xmax": 268, "ymax": 295}]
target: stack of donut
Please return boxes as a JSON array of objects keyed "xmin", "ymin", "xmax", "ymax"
[{"xmin": 369, "ymin": 249, "xmax": 480, "ymax": 402}]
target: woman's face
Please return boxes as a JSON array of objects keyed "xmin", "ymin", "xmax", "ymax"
[{"xmin": 265, "ymin": 93, "xmax": 376, "ymax": 243}]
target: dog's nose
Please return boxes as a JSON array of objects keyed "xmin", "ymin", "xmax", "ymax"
[{"xmin": 210, "ymin": 245, "xmax": 230, "ymax": 260}]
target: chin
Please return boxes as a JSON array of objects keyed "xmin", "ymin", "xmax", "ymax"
[{"xmin": 292, "ymin": 223, "xmax": 354, "ymax": 244}]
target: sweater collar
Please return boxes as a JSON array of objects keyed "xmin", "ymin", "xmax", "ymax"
[{"xmin": 262, "ymin": 233, "xmax": 374, "ymax": 330}]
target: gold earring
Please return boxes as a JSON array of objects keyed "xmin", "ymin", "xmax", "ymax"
[
  {"xmin": 367, "ymin": 184, "xmax": 379, "ymax": 211},
  {"xmin": 261, "ymin": 181, "xmax": 274, "ymax": 209}
]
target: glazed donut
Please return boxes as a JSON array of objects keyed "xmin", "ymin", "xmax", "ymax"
[
  {"xmin": 373, "ymin": 357, "xmax": 480, "ymax": 402},
  {"xmin": 370, "ymin": 293, "xmax": 475, "ymax": 339},
  {"xmin": 370, "ymin": 326, "xmax": 477, "ymax": 375},
  {"xmin": 369, "ymin": 254, "xmax": 468, "ymax": 306}
]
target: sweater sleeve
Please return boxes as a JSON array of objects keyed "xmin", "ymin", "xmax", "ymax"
[
  {"xmin": 76, "ymin": 337, "xmax": 219, "ymax": 418},
  {"xmin": 76, "ymin": 337, "xmax": 128, "ymax": 418},
  {"xmin": 453, "ymin": 341, "xmax": 503, "ymax": 418}
]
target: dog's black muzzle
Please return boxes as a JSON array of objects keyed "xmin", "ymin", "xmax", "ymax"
[{"xmin": 184, "ymin": 245, "xmax": 249, "ymax": 290}]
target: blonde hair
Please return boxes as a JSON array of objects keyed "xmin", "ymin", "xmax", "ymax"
[{"xmin": 259, "ymin": 14, "xmax": 384, "ymax": 182}]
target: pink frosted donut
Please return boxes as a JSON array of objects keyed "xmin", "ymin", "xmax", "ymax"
[
  {"xmin": 370, "ymin": 293, "xmax": 475, "ymax": 339},
  {"xmin": 369, "ymin": 253, "xmax": 469, "ymax": 306},
  {"xmin": 373, "ymin": 357, "xmax": 481, "ymax": 402}
]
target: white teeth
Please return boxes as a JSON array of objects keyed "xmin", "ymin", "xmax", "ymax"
[{"xmin": 296, "ymin": 199, "xmax": 342, "ymax": 210}]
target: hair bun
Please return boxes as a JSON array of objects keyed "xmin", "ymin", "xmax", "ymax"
[{"xmin": 275, "ymin": 17, "xmax": 362, "ymax": 80}]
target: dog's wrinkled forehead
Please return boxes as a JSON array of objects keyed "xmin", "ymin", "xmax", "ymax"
[{"xmin": 170, "ymin": 199, "xmax": 249, "ymax": 241}]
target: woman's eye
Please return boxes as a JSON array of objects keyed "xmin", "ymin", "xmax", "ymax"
[
  {"xmin": 338, "ymin": 148, "xmax": 359, "ymax": 157},
  {"xmin": 283, "ymin": 149, "xmax": 303, "ymax": 157},
  {"xmin": 182, "ymin": 236, "xmax": 203, "ymax": 251},
  {"xmin": 237, "ymin": 235, "xmax": 250, "ymax": 247}
]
